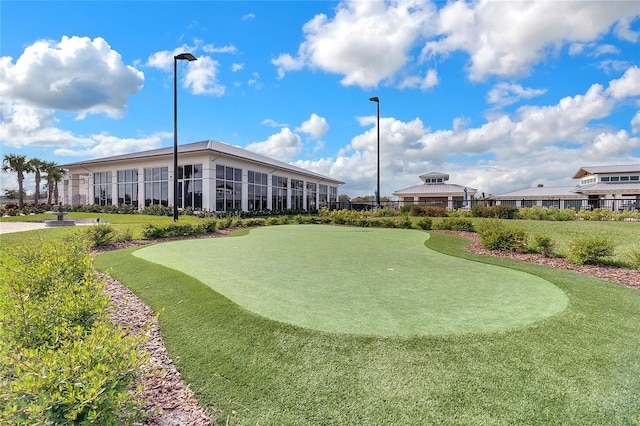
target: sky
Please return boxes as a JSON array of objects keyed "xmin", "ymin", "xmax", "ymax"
[{"xmin": 1, "ymin": 0, "xmax": 640, "ymax": 199}]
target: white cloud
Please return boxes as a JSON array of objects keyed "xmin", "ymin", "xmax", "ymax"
[
  {"xmin": 183, "ymin": 56, "xmax": 225, "ymax": 96},
  {"xmin": 242, "ymin": 13, "xmax": 255, "ymax": 21},
  {"xmin": 245, "ymin": 128, "xmax": 302, "ymax": 161},
  {"xmin": 273, "ymin": 0, "xmax": 434, "ymax": 87},
  {"xmin": 296, "ymin": 113, "xmax": 329, "ymax": 139},
  {"xmin": 632, "ymin": 111, "xmax": 640, "ymax": 134},
  {"xmin": 146, "ymin": 45, "xmax": 195, "ymax": 71},
  {"xmin": 261, "ymin": 118, "xmax": 287, "ymax": 128},
  {"xmin": 606, "ymin": 66, "xmax": 640, "ymax": 99},
  {"xmin": 232, "ymin": 63, "xmax": 244, "ymax": 72},
  {"xmin": 584, "ymin": 130, "xmax": 640, "ymax": 160},
  {"xmin": 54, "ymin": 131, "xmax": 169, "ymax": 158},
  {"xmin": 422, "ymin": 1, "xmax": 640, "ymax": 81},
  {"xmin": 0, "ymin": 36, "xmax": 144, "ymax": 119},
  {"xmin": 399, "ymin": 69, "xmax": 439, "ymax": 90},
  {"xmin": 614, "ymin": 15, "xmax": 640, "ymax": 42},
  {"xmin": 487, "ymin": 83, "xmax": 547, "ymax": 108},
  {"xmin": 202, "ymin": 44, "xmax": 237, "ymax": 54}
]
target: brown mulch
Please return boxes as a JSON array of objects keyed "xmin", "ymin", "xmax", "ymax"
[{"xmin": 98, "ymin": 229, "xmax": 639, "ymax": 425}]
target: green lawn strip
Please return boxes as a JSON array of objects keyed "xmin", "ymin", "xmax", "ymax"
[
  {"xmin": 131, "ymin": 225, "xmax": 567, "ymax": 336},
  {"xmin": 95, "ymin": 229, "xmax": 640, "ymax": 425}
]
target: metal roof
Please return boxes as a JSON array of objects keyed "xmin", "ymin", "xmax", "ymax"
[
  {"xmin": 59, "ymin": 140, "xmax": 344, "ymax": 184},
  {"xmin": 394, "ymin": 183, "xmax": 477, "ymax": 196},
  {"xmin": 572, "ymin": 182, "xmax": 640, "ymax": 194},
  {"xmin": 491, "ymin": 186, "xmax": 583, "ymax": 199},
  {"xmin": 419, "ymin": 172, "xmax": 449, "ymax": 181},
  {"xmin": 572, "ymin": 164, "xmax": 640, "ymax": 179}
]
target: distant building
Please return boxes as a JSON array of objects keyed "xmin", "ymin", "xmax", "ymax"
[
  {"xmin": 393, "ymin": 172, "xmax": 477, "ymax": 209},
  {"xmin": 490, "ymin": 164, "xmax": 640, "ymax": 210},
  {"xmin": 59, "ymin": 140, "xmax": 343, "ymax": 213}
]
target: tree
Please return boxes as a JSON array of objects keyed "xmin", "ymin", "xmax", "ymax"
[
  {"xmin": 28, "ymin": 158, "xmax": 45, "ymax": 205},
  {"xmin": 338, "ymin": 194, "xmax": 351, "ymax": 202},
  {"xmin": 41, "ymin": 161, "xmax": 59, "ymax": 205},
  {"xmin": 2, "ymin": 154, "xmax": 33, "ymax": 209},
  {"xmin": 48, "ymin": 166, "xmax": 65, "ymax": 205}
]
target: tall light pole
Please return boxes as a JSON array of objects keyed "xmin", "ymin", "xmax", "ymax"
[
  {"xmin": 369, "ymin": 96, "xmax": 380, "ymax": 208},
  {"xmin": 173, "ymin": 52, "xmax": 197, "ymax": 221}
]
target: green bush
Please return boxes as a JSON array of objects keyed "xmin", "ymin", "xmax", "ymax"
[
  {"xmin": 0, "ymin": 238, "xmax": 147, "ymax": 424},
  {"xmin": 472, "ymin": 205, "xmax": 518, "ymax": 219},
  {"xmin": 433, "ymin": 218, "xmax": 475, "ymax": 232},
  {"xmin": 84, "ymin": 224, "xmax": 116, "ymax": 246},
  {"xmin": 202, "ymin": 218, "xmax": 218, "ymax": 233},
  {"xmin": 530, "ymin": 234, "xmax": 554, "ymax": 256},
  {"xmin": 416, "ymin": 217, "xmax": 432, "ymax": 230},
  {"xmin": 566, "ymin": 236, "xmax": 616, "ymax": 265},
  {"xmin": 628, "ymin": 248, "xmax": 640, "ymax": 270},
  {"xmin": 476, "ymin": 220, "xmax": 528, "ymax": 252},
  {"xmin": 408, "ymin": 205, "xmax": 446, "ymax": 217}
]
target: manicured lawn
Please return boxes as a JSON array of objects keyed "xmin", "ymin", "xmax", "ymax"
[
  {"xmin": 95, "ymin": 226, "xmax": 640, "ymax": 425},
  {"xmin": 133, "ymin": 226, "xmax": 567, "ymax": 336}
]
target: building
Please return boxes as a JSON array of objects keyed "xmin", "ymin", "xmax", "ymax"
[
  {"xmin": 393, "ymin": 172, "xmax": 477, "ymax": 209},
  {"xmin": 59, "ymin": 140, "xmax": 343, "ymax": 213},
  {"xmin": 490, "ymin": 164, "xmax": 640, "ymax": 210}
]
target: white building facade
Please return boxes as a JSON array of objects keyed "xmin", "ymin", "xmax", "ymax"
[{"xmin": 59, "ymin": 140, "xmax": 343, "ymax": 213}]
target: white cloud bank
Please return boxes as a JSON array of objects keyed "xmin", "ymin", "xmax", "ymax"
[{"xmin": 273, "ymin": 0, "xmax": 639, "ymax": 87}]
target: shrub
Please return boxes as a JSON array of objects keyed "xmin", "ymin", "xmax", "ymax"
[
  {"xmin": 0, "ymin": 238, "xmax": 147, "ymax": 424},
  {"xmin": 530, "ymin": 234, "xmax": 554, "ymax": 256},
  {"xmin": 472, "ymin": 205, "xmax": 518, "ymax": 219},
  {"xmin": 433, "ymin": 218, "xmax": 475, "ymax": 232},
  {"xmin": 202, "ymin": 218, "xmax": 218, "ymax": 233},
  {"xmin": 84, "ymin": 224, "xmax": 116, "ymax": 246},
  {"xmin": 408, "ymin": 205, "xmax": 446, "ymax": 217},
  {"xmin": 476, "ymin": 220, "xmax": 528, "ymax": 252},
  {"xmin": 141, "ymin": 223, "xmax": 165, "ymax": 239},
  {"xmin": 141, "ymin": 204, "xmax": 172, "ymax": 216},
  {"xmin": 416, "ymin": 217, "xmax": 432, "ymax": 230},
  {"xmin": 566, "ymin": 236, "xmax": 616, "ymax": 265},
  {"xmin": 217, "ymin": 217, "xmax": 233, "ymax": 229},
  {"xmin": 628, "ymin": 248, "xmax": 640, "ymax": 270}
]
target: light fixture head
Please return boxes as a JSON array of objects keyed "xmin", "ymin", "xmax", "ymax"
[
  {"xmin": 175, "ymin": 53, "xmax": 198, "ymax": 61},
  {"xmin": 369, "ymin": 96, "xmax": 379, "ymax": 102}
]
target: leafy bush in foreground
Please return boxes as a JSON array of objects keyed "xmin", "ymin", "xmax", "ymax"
[
  {"xmin": 566, "ymin": 236, "xmax": 616, "ymax": 265},
  {"xmin": 0, "ymin": 237, "xmax": 147, "ymax": 425},
  {"xmin": 433, "ymin": 218, "xmax": 475, "ymax": 232},
  {"xmin": 529, "ymin": 234, "xmax": 555, "ymax": 256}
]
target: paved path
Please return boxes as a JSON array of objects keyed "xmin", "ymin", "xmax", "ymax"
[{"xmin": 0, "ymin": 222, "xmax": 48, "ymax": 234}]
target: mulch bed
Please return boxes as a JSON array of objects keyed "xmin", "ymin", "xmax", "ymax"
[{"xmin": 98, "ymin": 229, "xmax": 639, "ymax": 425}]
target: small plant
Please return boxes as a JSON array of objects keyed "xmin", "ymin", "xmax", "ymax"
[
  {"xmin": 433, "ymin": 218, "xmax": 475, "ymax": 232},
  {"xmin": 566, "ymin": 235, "xmax": 616, "ymax": 265},
  {"xmin": 530, "ymin": 234, "xmax": 554, "ymax": 256},
  {"xmin": 476, "ymin": 219, "xmax": 528, "ymax": 252},
  {"xmin": 628, "ymin": 248, "xmax": 640, "ymax": 270},
  {"xmin": 416, "ymin": 217, "xmax": 432, "ymax": 230},
  {"xmin": 84, "ymin": 223, "xmax": 116, "ymax": 246}
]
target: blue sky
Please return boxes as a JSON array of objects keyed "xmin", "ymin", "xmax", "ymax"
[{"xmin": 1, "ymin": 0, "xmax": 639, "ymax": 198}]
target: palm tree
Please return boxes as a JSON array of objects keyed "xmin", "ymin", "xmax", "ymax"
[
  {"xmin": 42, "ymin": 160, "xmax": 59, "ymax": 205},
  {"xmin": 2, "ymin": 154, "xmax": 33, "ymax": 209},
  {"xmin": 29, "ymin": 158, "xmax": 45, "ymax": 205},
  {"xmin": 48, "ymin": 166, "xmax": 65, "ymax": 205}
]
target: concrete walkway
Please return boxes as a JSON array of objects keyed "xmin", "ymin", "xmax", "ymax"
[{"xmin": 0, "ymin": 222, "xmax": 48, "ymax": 234}]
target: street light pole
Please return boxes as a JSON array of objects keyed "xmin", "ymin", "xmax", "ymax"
[
  {"xmin": 369, "ymin": 96, "xmax": 380, "ymax": 208},
  {"xmin": 173, "ymin": 53, "xmax": 197, "ymax": 222}
]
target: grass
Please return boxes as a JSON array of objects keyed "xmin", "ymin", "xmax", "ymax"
[
  {"xmin": 132, "ymin": 226, "xmax": 567, "ymax": 336},
  {"xmin": 95, "ymin": 227, "xmax": 640, "ymax": 425}
]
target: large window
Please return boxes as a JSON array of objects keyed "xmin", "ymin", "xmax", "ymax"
[
  {"xmin": 216, "ymin": 165, "xmax": 242, "ymax": 211},
  {"xmin": 318, "ymin": 184, "xmax": 328, "ymax": 208},
  {"xmin": 178, "ymin": 164, "xmax": 203, "ymax": 210},
  {"xmin": 93, "ymin": 171, "xmax": 112, "ymax": 206},
  {"xmin": 306, "ymin": 182, "xmax": 317, "ymax": 211},
  {"xmin": 329, "ymin": 186, "xmax": 337, "ymax": 207},
  {"xmin": 291, "ymin": 179, "xmax": 304, "ymax": 210},
  {"xmin": 117, "ymin": 169, "xmax": 138, "ymax": 206},
  {"xmin": 248, "ymin": 171, "xmax": 268, "ymax": 211},
  {"xmin": 144, "ymin": 167, "xmax": 168, "ymax": 207},
  {"xmin": 272, "ymin": 175, "xmax": 288, "ymax": 211}
]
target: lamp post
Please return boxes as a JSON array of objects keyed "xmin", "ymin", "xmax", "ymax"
[
  {"xmin": 173, "ymin": 52, "xmax": 197, "ymax": 221},
  {"xmin": 369, "ymin": 96, "xmax": 380, "ymax": 208}
]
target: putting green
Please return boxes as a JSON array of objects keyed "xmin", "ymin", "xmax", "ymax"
[{"xmin": 133, "ymin": 225, "xmax": 568, "ymax": 336}]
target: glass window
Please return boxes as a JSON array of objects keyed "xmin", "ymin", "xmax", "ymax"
[
  {"xmin": 248, "ymin": 170, "xmax": 268, "ymax": 212},
  {"xmin": 216, "ymin": 165, "xmax": 242, "ymax": 212},
  {"xmin": 620, "ymin": 176, "xmax": 629, "ymax": 181},
  {"xmin": 93, "ymin": 171, "xmax": 112, "ymax": 206},
  {"xmin": 178, "ymin": 163, "xmax": 203, "ymax": 210},
  {"xmin": 117, "ymin": 169, "xmax": 138, "ymax": 206},
  {"xmin": 272, "ymin": 175, "xmax": 288, "ymax": 211},
  {"xmin": 306, "ymin": 182, "xmax": 317, "ymax": 211},
  {"xmin": 144, "ymin": 167, "xmax": 169, "ymax": 207},
  {"xmin": 601, "ymin": 177, "xmax": 610, "ymax": 182}
]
